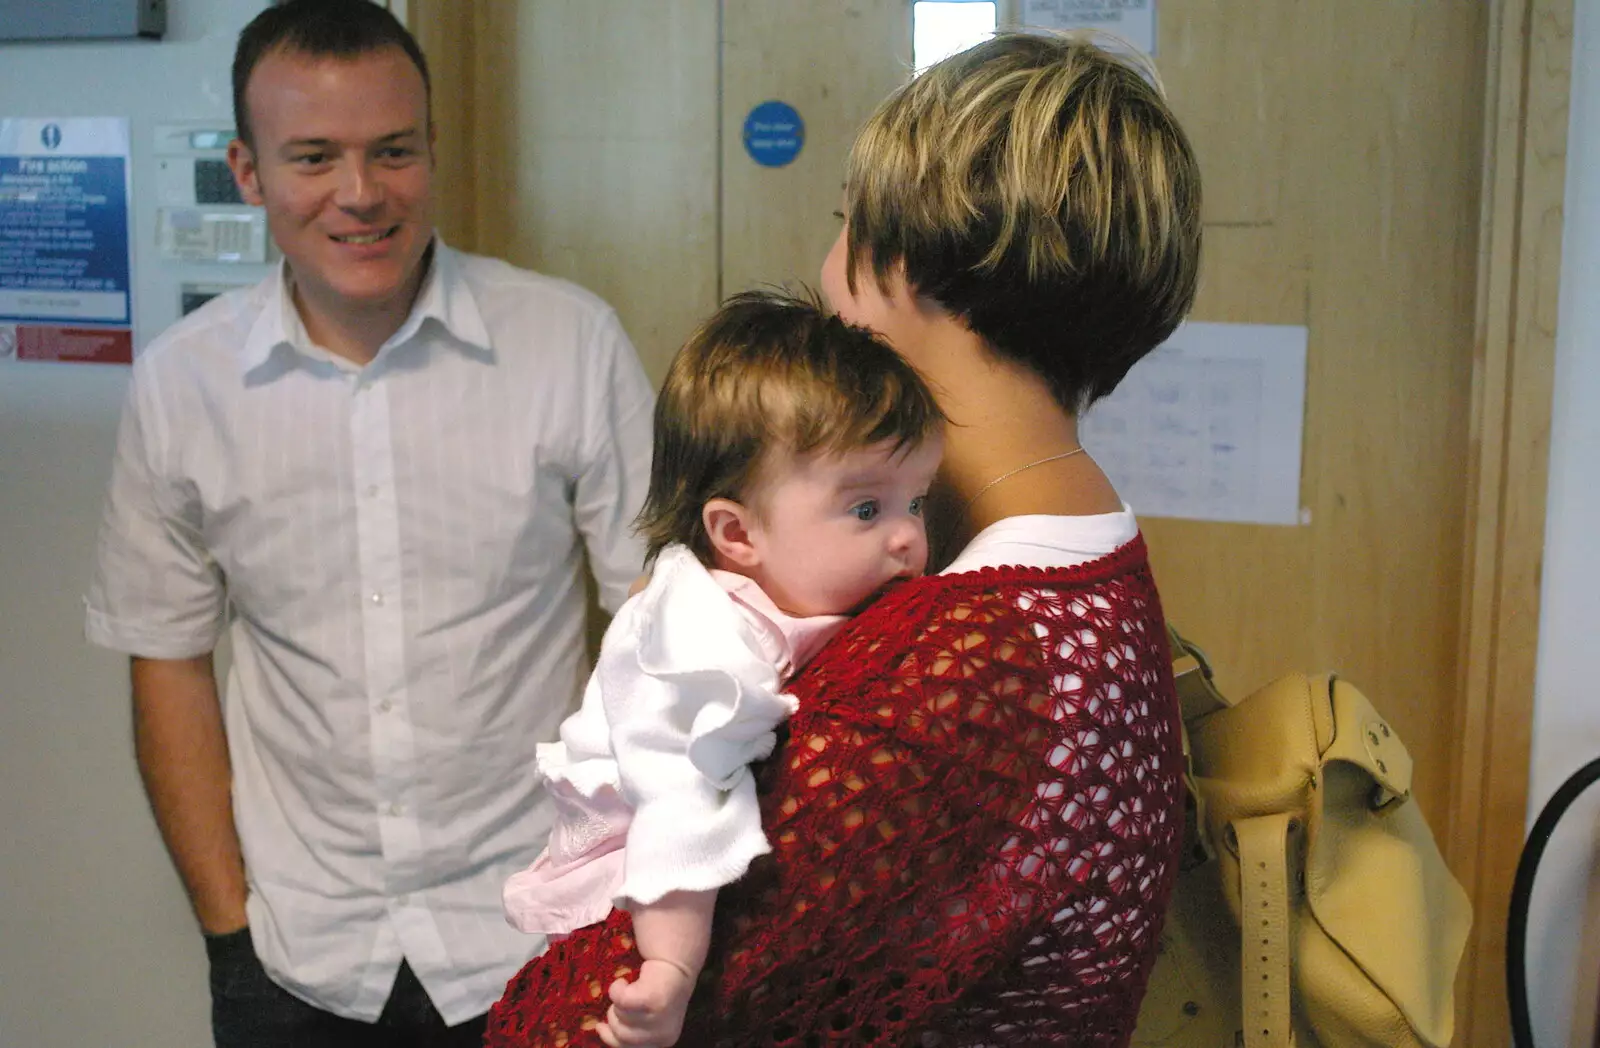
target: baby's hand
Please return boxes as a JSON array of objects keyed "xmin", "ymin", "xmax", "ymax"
[{"xmin": 595, "ymin": 958, "xmax": 695, "ymax": 1048}]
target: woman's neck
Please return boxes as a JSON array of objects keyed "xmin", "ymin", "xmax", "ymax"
[{"xmin": 917, "ymin": 324, "xmax": 1123, "ymax": 550}]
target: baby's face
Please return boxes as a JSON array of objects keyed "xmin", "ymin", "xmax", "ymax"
[{"xmin": 744, "ymin": 436, "xmax": 942, "ymax": 618}]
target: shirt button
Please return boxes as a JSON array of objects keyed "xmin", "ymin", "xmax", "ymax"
[
  {"xmin": 376, "ymin": 698, "xmax": 393, "ymax": 714},
  {"xmin": 366, "ymin": 485, "xmax": 380, "ymax": 498},
  {"xmin": 370, "ymin": 592, "xmax": 384, "ymax": 605},
  {"xmin": 388, "ymin": 802, "xmax": 405, "ymax": 817}
]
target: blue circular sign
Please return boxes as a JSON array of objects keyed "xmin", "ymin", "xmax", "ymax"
[{"xmin": 742, "ymin": 101, "xmax": 804, "ymax": 168}]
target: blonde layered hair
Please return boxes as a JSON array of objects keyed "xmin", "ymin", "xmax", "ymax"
[
  {"xmin": 635, "ymin": 290, "xmax": 945, "ymax": 566},
  {"xmin": 844, "ymin": 32, "xmax": 1202, "ymax": 410}
]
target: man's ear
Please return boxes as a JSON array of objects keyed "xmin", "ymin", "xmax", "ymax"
[
  {"xmin": 226, "ymin": 137, "xmax": 265, "ymax": 207},
  {"xmin": 702, "ymin": 498, "xmax": 762, "ymax": 570}
]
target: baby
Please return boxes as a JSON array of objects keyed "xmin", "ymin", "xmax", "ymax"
[{"xmin": 503, "ymin": 289, "xmax": 944, "ymax": 1047}]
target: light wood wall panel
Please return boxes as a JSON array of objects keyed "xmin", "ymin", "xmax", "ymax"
[
  {"xmin": 410, "ymin": 0, "xmax": 477, "ymax": 248},
  {"xmin": 1135, "ymin": 2, "xmax": 1487, "ymax": 837},
  {"xmin": 472, "ymin": 0, "xmax": 720, "ymax": 382},
  {"xmin": 719, "ymin": 0, "xmax": 911, "ymax": 295},
  {"xmin": 1451, "ymin": 1, "xmax": 1574, "ymax": 1043},
  {"xmin": 1159, "ymin": 2, "xmax": 1287, "ymax": 227}
]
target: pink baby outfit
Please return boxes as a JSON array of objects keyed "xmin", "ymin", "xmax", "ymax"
[{"xmin": 502, "ymin": 543, "xmax": 847, "ymax": 938}]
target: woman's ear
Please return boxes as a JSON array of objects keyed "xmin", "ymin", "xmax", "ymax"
[{"xmin": 703, "ymin": 498, "xmax": 762, "ymax": 570}]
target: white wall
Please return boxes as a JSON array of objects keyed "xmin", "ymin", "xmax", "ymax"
[
  {"xmin": 0, "ymin": 3, "xmax": 267, "ymax": 1045},
  {"xmin": 1525, "ymin": 0, "xmax": 1600, "ymax": 1044}
]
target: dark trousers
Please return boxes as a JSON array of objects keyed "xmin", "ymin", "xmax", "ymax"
[{"xmin": 206, "ymin": 928, "xmax": 487, "ymax": 1048}]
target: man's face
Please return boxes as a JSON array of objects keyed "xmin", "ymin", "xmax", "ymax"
[{"xmin": 228, "ymin": 46, "xmax": 434, "ymax": 323}]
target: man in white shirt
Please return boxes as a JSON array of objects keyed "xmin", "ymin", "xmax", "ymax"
[{"xmin": 83, "ymin": 2, "xmax": 654, "ymax": 1044}]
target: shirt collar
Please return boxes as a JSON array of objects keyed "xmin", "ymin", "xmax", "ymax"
[{"xmin": 240, "ymin": 239, "xmax": 494, "ymax": 378}]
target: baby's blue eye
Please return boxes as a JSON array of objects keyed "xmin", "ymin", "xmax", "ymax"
[
  {"xmin": 851, "ymin": 500, "xmax": 880, "ymax": 521},
  {"xmin": 909, "ymin": 496, "xmax": 926, "ymax": 517}
]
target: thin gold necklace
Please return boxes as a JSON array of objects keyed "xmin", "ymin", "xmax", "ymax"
[{"xmin": 963, "ymin": 446, "xmax": 1088, "ymax": 511}]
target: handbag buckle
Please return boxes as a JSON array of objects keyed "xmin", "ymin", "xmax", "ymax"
[{"xmin": 1362, "ymin": 718, "xmax": 1413, "ymax": 808}]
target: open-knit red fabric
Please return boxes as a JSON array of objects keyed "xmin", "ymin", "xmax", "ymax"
[{"xmin": 487, "ymin": 537, "xmax": 1184, "ymax": 1047}]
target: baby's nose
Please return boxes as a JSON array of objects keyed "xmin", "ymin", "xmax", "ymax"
[{"xmin": 892, "ymin": 521, "xmax": 928, "ymax": 569}]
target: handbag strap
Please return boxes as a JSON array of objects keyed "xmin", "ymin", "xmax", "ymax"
[
  {"xmin": 1167, "ymin": 624, "xmax": 1234, "ymax": 722},
  {"xmin": 1236, "ymin": 812, "xmax": 1296, "ymax": 1048}
]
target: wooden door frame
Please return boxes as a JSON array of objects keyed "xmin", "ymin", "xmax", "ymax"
[
  {"xmin": 406, "ymin": 0, "xmax": 1578, "ymax": 1041},
  {"xmin": 1452, "ymin": 0, "xmax": 1574, "ymax": 1043}
]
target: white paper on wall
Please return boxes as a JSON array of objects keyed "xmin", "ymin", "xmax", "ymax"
[
  {"xmin": 1080, "ymin": 321, "xmax": 1309, "ymax": 526},
  {"xmin": 1021, "ymin": 0, "xmax": 1157, "ymax": 57}
]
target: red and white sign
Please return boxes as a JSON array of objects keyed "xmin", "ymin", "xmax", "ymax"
[{"xmin": 12, "ymin": 324, "xmax": 133, "ymax": 364}]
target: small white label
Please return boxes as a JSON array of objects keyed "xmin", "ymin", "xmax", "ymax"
[{"xmin": 156, "ymin": 207, "xmax": 268, "ymax": 263}]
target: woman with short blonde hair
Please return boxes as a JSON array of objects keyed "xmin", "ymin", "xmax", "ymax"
[{"xmin": 490, "ymin": 31, "xmax": 1203, "ymax": 1048}]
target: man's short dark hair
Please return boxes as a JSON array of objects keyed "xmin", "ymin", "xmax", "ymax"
[{"xmin": 232, "ymin": 0, "xmax": 432, "ymax": 147}]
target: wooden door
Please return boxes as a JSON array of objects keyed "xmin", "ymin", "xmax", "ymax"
[
  {"xmin": 719, "ymin": 1, "xmax": 910, "ymax": 294},
  {"xmin": 425, "ymin": 0, "xmax": 905, "ymax": 383},
  {"xmin": 439, "ymin": 1, "xmax": 723, "ymax": 383},
  {"xmin": 412, "ymin": 2, "xmax": 1570, "ymax": 1041}
]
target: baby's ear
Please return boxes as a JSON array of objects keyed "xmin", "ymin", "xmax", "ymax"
[{"xmin": 703, "ymin": 498, "xmax": 762, "ymax": 570}]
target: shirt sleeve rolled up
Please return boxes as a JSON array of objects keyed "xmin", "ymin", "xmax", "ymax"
[{"xmin": 84, "ymin": 366, "xmax": 226, "ymax": 660}]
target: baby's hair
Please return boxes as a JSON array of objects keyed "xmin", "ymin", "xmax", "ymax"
[{"xmin": 635, "ymin": 289, "xmax": 944, "ymax": 566}]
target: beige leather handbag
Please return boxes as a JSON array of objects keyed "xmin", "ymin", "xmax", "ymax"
[{"xmin": 1133, "ymin": 630, "xmax": 1473, "ymax": 1048}]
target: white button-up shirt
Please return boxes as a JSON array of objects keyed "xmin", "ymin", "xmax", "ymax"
[{"xmin": 84, "ymin": 243, "xmax": 655, "ymax": 1023}]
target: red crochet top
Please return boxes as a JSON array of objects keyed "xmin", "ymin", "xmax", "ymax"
[{"xmin": 487, "ymin": 537, "xmax": 1184, "ymax": 1047}]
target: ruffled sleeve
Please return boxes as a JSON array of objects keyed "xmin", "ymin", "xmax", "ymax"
[{"xmin": 603, "ymin": 545, "xmax": 801, "ymax": 907}]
